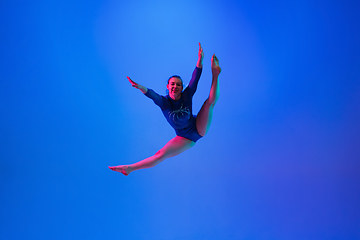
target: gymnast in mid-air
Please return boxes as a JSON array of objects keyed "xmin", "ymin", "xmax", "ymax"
[{"xmin": 109, "ymin": 43, "xmax": 221, "ymax": 175}]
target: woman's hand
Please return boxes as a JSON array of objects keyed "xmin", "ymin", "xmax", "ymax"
[
  {"xmin": 127, "ymin": 76, "xmax": 140, "ymax": 88},
  {"xmin": 127, "ymin": 76, "xmax": 148, "ymax": 94},
  {"xmin": 197, "ymin": 42, "xmax": 204, "ymax": 68},
  {"xmin": 198, "ymin": 42, "xmax": 204, "ymax": 59}
]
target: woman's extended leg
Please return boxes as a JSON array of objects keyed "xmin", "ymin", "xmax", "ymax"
[
  {"xmin": 196, "ymin": 54, "xmax": 221, "ymax": 136},
  {"xmin": 109, "ymin": 136, "xmax": 195, "ymax": 176}
]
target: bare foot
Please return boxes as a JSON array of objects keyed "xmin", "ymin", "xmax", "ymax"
[
  {"xmin": 211, "ymin": 54, "xmax": 222, "ymax": 75},
  {"xmin": 108, "ymin": 165, "xmax": 131, "ymax": 176}
]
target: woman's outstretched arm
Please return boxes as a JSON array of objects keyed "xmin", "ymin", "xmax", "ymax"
[{"xmin": 128, "ymin": 76, "xmax": 166, "ymax": 109}]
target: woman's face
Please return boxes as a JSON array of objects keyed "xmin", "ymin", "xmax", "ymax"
[{"xmin": 167, "ymin": 77, "xmax": 183, "ymax": 100}]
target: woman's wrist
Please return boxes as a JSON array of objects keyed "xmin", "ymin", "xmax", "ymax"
[
  {"xmin": 140, "ymin": 85, "xmax": 148, "ymax": 94},
  {"xmin": 197, "ymin": 59, "xmax": 203, "ymax": 68}
]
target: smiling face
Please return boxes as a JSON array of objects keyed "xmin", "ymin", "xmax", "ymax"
[{"xmin": 167, "ymin": 77, "xmax": 183, "ymax": 101}]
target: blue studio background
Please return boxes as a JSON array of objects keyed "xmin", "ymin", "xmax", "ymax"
[{"xmin": 1, "ymin": 0, "xmax": 359, "ymax": 239}]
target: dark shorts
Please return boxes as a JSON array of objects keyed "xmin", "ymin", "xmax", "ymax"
[{"xmin": 175, "ymin": 117, "xmax": 203, "ymax": 142}]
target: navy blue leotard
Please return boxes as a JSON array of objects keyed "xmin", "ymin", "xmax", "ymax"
[{"xmin": 145, "ymin": 67, "xmax": 203, "ymax": 142}]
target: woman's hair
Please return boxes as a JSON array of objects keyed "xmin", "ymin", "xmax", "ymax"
[{"xmin": 166, "ymin": 75, "xmax": 184, "ymax": 94}]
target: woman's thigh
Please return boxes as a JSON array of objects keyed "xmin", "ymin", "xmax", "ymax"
[{"xmin": 160, "ymin": 136, "xmax": 196, "ymax": 158}]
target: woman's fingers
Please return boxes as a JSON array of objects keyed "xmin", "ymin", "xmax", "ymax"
[
  {"xmin": 127, "ymin": 76, "xmax": 138, "ymax": 87},
  {"xmin": 198, "ymin": 42, "xmax": 204, "ymax": 59},
  {"xmin": 127, "ymin": 76, "xmax": 134, "ymax": 83}
]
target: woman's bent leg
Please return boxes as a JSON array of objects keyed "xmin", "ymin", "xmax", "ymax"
[
  {"xmin": 196, "ymin": 54, "xmax": 221, "ymax": 136},
  {"xmin": 109, "ymin": 136, "xmax": 195, "ymax": 175}
]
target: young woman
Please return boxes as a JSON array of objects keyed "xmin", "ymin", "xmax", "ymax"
[{"xmin": 109, "ymin": 43, "xmax": 221, "ymax": 175}]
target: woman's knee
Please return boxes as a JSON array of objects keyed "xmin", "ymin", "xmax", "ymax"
[
  {"xmin": 206, "ymin": 101, "xmax": 216, "ymax": 112},
  {"xmin": 207, "ymin": 96, "xmax": 218, "ymax": 107},
  {"xmin": 210, "ymin": 95, "xmax": 219, "ymax": 106},
  {"xmin": 154, "ymin": 149, "xmax": 166, "ymax": 160}
]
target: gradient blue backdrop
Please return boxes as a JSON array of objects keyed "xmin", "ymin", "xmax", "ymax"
[{"xmin": 1, "ymin": 0, "xmax": 359, "ymax": 239}]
